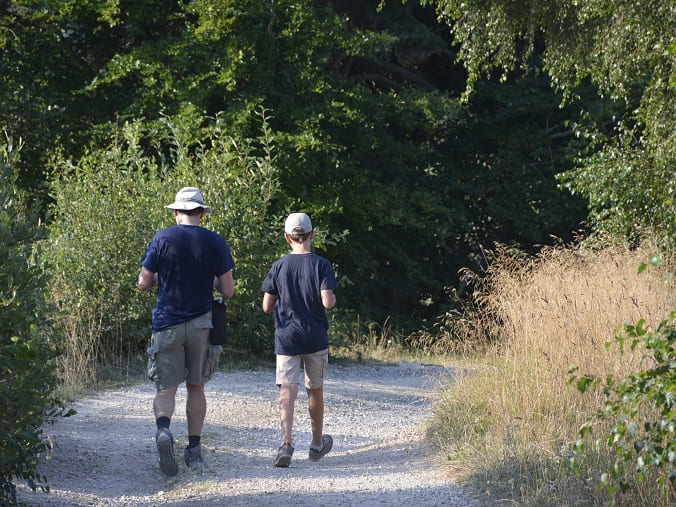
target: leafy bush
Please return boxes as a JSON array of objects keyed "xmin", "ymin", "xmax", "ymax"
[
  {"xmin": 559, "ymin": 120, "xmax": 676, "ymax": 247},
  {"xmin": 46, "ymin": 110, "xmax": 283, "ymax": 385},
  {"xmin": 0, "ymin": 137, "xmax": 71, "ymax": 505},
  {"xmin": 570, "ymin": 257, "xmax": 675, "ymax": 505}
]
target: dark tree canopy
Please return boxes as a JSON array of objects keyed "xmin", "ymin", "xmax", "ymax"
[
  {"xmin": 1, "ymin": 0, "xmax": 591, "ymax": 326},
  {"xmin": 427, "ymin": 0, "xmax": 676, "ymax": 243}
]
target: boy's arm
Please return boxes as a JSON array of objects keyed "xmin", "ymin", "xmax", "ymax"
[
  {"xmin": 262, "ymin": 292, "xmax": 277, "ymax": 313},
  {"xmin": 321, "ymin": 289, "xmax": 336, "ymax": 310}
]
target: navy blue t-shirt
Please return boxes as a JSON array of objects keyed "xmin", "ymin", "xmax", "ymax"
[
  {"xmin": 261, "ymin": 252, "xmax": 337, "ymax": 356},
  {"xmin": 141, "ymin": 224, "xmax": 235, "ymax": 331}
]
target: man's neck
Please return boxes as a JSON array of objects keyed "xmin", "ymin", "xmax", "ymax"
[{"xmin": 175, "ymin": 214, "xmax": 202, "ymax": 226}]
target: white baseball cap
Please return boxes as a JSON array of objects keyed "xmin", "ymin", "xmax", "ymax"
[
  {"xmin": 165, "ymin": 187, "xmax": 211, "ymax": 214},
  {"xmin": 284, "ymin": 213, "xmax": 313, "ymax": 234}
]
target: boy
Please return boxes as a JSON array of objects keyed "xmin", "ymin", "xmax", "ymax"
[{"xmin": 261, "ymin": 212, "xmax": 337, "ymax": 467}]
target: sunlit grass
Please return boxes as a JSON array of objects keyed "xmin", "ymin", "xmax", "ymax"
[{"xmin": 426, "ymin": 240, "xmax": 674, "ymax": 506}]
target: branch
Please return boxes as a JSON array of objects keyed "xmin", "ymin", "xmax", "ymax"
[
  {"xmin": 355, "ymin": 56, "xmax": 435, "ymax": 91},
  {"xmin": 349, "ymin": 74, "xmax": 402, "ymax": 92},
  {"xmin": 330, "ymin": 53, "xmax": 436, "ymax": 91}
]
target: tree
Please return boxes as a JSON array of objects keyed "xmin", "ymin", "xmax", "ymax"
[
  {"xmin": 425, "ymin": 0, "xmax": 676, "ymax": 244},
  {"xmin": 1, "ymin": 0, "xmax": 591, "ymax": 328}
]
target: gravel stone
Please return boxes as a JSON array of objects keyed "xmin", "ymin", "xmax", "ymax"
[{"xmin": 16, "ymin": 362, "xmax": 486, "ymax": 506}]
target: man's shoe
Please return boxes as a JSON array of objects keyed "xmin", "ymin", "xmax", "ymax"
[
  {"xmin": 309, "ymin": 435, "xmax": 333, "ymax": 462},
  {"xmin": 274, "ymin": 443, "xmax": 294, "ymax": 467},
  {"xmin": 184, "ymin": 444, "xmax": 205, "ymax": 472},
  {"xmin": 156, "ymin": 428, "xmax": 178, "ymax": 476}
]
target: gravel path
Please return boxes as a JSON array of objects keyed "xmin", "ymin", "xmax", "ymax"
[{"xmin": 17, "ymin": 362, "xmax": 484, "ymax": 506}]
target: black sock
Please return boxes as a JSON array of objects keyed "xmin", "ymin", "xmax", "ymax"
[
  {"xmin": 188, "ymin": 436, "xmax": 201, "ymax": 449},
  {"xmin": 156, "ymin": 416, "xmax": 170, "ymax": 430}
]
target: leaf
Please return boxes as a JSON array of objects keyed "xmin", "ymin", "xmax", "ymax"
[{"xmin": 648, "ymin": 255, "xmax": 663, "ymax": 267}]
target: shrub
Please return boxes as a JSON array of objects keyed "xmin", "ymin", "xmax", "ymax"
[
  {"xmin": 46, "ymin": 109, "xmax": 283, "ymax": 386},
  {"xmin": 0, "ymin": 136, "xmax": 71, "ymax": 505}
]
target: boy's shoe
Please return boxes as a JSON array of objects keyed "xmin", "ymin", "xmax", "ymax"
[
  {"xmin": 274, "ymin": 443, "xmax": 294, "ymax": 468},
  {"xmin": 309, "ymin": 435, "xmax": 333, "ymax": 462},
  {"xmin": 183, "ymin": 444, "xmax": 205, "ymax": 472},
  {"xmin": 155, "ymin": 428, "xmax": 178, "ymax": 476}
]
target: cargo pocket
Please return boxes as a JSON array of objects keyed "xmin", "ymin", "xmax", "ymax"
[
  {"xmin": 191, "ymin": 312, "xmax": 213, "ymax": 331},
  {"xmin": 202, "ymin": 345, "xmax": 222, "ymax": 381},
  {"xmin": 147, "ymin": 343, "xmax": 159, "ymax": 382}
]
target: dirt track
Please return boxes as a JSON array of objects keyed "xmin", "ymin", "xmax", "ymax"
[{"xmin": 17, "ymin": 362, "xmax": 484, "ymax": 506}]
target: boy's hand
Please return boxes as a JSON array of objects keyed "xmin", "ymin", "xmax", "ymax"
[
  {"xmin": 321, "ymin": 289, "xmax": 336, "ymax": 310},
  {"xmin": 262, "ymin": 292, "xmax": 277, "ymax": 313}
]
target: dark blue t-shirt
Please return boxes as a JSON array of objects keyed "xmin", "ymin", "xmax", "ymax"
[
  {"xmin": 260, "ymin": 252, "xmax": 337, "ymax": 355},
  {"xmin": 141, "ymin": 224, "xmax": 235, "ymax": 331}
]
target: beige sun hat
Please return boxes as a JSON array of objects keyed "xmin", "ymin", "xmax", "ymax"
[{"xmin": 165, "ymin": 187, "xmax": 212, "ymax": 214}]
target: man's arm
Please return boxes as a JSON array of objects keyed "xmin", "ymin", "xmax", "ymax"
[
  {"xmin": 262, "ymin": 292, "xmax": 277, "ymax": 313},
  {"xmin": 214, "ymin": 270, "xmax": 234, "ymax": 299},
  {"xmin": 321, "ymin": 289, "xmax": 336, "ymax": 310},
  {"xmin": 137, "ymin": 267, "xmax": 156, "ymax": 291}
]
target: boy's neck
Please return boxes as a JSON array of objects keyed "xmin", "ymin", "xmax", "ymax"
[{"xmin": 289, "ymin": 240, "xmax": 312, "ymax": 254}]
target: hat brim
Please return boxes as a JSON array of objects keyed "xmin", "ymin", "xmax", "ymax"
[{"xmin": 165, "ymin": 203, "xmax": 212, "ymax": 214}]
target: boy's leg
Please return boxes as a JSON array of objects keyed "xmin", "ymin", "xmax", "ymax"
[
  {"xmin": 275, "ymin": 355, "xmax": 300, "ymax": 467},
  {"xmin": 303, "ymin": 349, "xmax": 332, "ymax": 460},
  {"xmin": 279, "ymin": 383, "xmax": 299, "ymax": 445},
  {"xmin": 276, "ymin": 354, "xmax": 302, "ymax": 445}
]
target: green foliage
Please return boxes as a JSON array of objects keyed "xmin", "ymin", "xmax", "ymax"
[
  {"xmin": 2, "ymin": 0, "xmax": 591, "ymax": 329},
  {"xmin": 428, "ymin": 0, "xmax": 676, "ymax": 246},
  {"xmin": 569, "ymin": 260, "xmax": 675, "ymax": 505},
  {"xmin": 0, "ymin": 136, "xmax": 71, "ymax": 505},
  {"xmin": 46, "ymin": 110, "xmax": 282, "ymax": 380},
  {"xmin": 558, "ymin": 105, "xmax": 676, "ymax": 244}
]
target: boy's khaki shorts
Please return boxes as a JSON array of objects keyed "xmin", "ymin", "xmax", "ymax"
[
  {"xmin": 276, "ymin": 349, "xmax": 329, "ymax": 389},
  {"xmin": 146, "ymin": 312, "xmax": 220, "ymax": 390}
]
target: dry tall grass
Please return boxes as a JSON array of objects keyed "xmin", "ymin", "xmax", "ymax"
[
  {"xmin": 52, "ymin": 300, "xmax": 147, "ymax": 399},
  {"xmin": 428, "ymin": 241, "xmax": 674, "ymax": 506}
]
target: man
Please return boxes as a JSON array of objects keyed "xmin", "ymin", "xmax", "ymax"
[{"xmin": 138, "ymin": 186, "xmax": 234, "ymax": 475}]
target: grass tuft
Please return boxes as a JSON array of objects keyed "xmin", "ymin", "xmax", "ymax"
[{"xmin": 427, "ymin": 240, "xmax": 674, "ymax": 506}]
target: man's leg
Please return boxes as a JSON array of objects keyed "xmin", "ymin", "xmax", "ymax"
[
  {"xmin": 279, "ymin": 383, "xmax": 299, "ymax": 445},
  {"xmin": 154, "ymin": 386, "xmax": 178, "ymax": 420},
  {"xmin": 154, "ymin": 386, "xmax": 179, "ymax": 476},
  {"xmin": 186, "ymin": 382, "xmax": 206, "ymax": 437},
  {"xmin": 182, "ymin": 382, "xmax": 207, "ymax": 471},
  {"xmin": 307, "ymin": 386, "xmax": 324, "ymax": 448}
]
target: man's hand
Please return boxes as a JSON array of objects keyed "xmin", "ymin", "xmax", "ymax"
[{"xmin": 215, "ymin": 270, "xmax": 234, "ymax": 299}]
